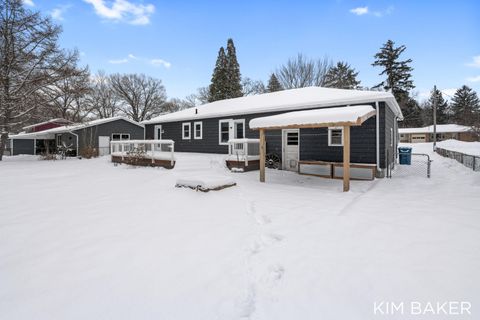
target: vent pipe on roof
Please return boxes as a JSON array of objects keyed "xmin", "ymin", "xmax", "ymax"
[{"xmin": 195, "ymin": 108, "xmax": 198, "ymax": 114}]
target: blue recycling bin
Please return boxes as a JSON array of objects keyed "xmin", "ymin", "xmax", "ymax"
[{"xmin": 398, "ymin": 147, "xmax": 412, "ymax": 165}]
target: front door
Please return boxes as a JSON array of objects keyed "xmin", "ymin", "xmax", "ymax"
[
  {"xmin": 98, "ymin": 136, "xmax": 110, "ymax": 156},
  {"xmin": 282, "ymin": 129, "xmax": 299, "ymax": 171},
  {"xmin": 154, "ymin": 125, "xmax": 162, "ymax": 140}
]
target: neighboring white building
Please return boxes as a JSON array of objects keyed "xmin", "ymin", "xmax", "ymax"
[{"xmin": 399, "ymin": 124, "xmax": 477, "ymax": 143}]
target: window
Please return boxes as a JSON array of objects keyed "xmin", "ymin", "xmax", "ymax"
[
  {"xmin": 219, "ymin": 119, "xmax": 245, "ymax": 145},
  {"xmin": 287, "ymin": 132, "xmax": 299, "ymax": 145},
  {"xmin": 111, "ymin": 133, "xmax": 130, "ymax": 141},
  {"xmin": 194, "ymin": 121, "xmax": 202, "ymax": 139},
  {"xmin": 328, "ymin": 127, "xmax": 343, "ymax": 146},
  {"xmin": 219, "ymin": 120, "xmax": 230, "ymax": 144},
  {"xmin": 182, "ymin": 122, "xmax": 191, "ymax": 139},
  {"xmin": 154, "ymin": 125, "xmax": 162, "ymax": 140},
  {"xmin": 56, "ymin": 134, "xmax": 62, "ymax": 146}
]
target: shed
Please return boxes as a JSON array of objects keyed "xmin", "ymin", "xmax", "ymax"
[{"xmin": 9, "ymin": 117, "xmax": 144, "ymax": 157}]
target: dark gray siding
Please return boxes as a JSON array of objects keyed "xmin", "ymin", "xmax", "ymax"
[
  {"xmin": 300, "ymin": 116, "xmax": 377, "ymax": 164},
  {"xmin": 12, "ymin": 139, "xmax": 35, "ymax": 155},
  {"xmin": 145, "ymin": 102, "xmax": 394, "ymax": 168},
  {"xmin": 73, "ymin": 119, "xmax": 144, "ymax": 151},
  {"xmin": 146, "ymin": 113, "xmax": 283, "ymax": 156}
]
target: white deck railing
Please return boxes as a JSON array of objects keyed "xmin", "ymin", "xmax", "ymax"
[
  {"xmin": 228, "ymin": 138, "xmax": 260, "ymax": 166},
  {"xmin": 110, "ymin": 139, "xmax": 175, "ymax": 165}
]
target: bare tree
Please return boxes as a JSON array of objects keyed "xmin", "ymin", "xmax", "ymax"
[
  {"xmin": 242, "ymin": 77, "xmax": 265, "ymax": 96},
  {"xmin": 39, "ymin": 66, "xmax": 92, "ymax": 122},
  {"xmin": 109, "ymin": 73, "xmax": 167, "ymax": 122},
  {"xmin": 275, "ymin": 53, "xmax": 333, "ymax": 89},
  {"xmin": 0, "ymin": 0, "xmax": 79, "ymax": 160},
  {"xmin": 89, "ymin": 71, "xmax": 119, "ymax": 119}
]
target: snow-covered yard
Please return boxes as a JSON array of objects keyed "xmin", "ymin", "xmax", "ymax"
[{"xmin": 1, "ymin": 143, "xmax": 479, "ymax": 319}]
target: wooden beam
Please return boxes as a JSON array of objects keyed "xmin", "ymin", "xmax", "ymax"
[
  {"xmin": 259, "ymin": 129, "xmax": 266, "ymax": 182},
  {"xmin": 343, "ymin": 125, "xmax": 350, "ymax": 192}
]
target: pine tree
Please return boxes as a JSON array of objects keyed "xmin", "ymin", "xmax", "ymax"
[
  {"xmin": 324, "ymin": 61, "xmax": 361, "ymax": 89},
  {"xmin": 450, "ymin": 85, "xmax": 480, "ymax": 126},
  {"xmin": 225, "ymin": 38, "xmax": 243, "ymax": 98},
  {"xmin": 208, "ymin": 47, "xmax": 229, "ymax": 102},
  {"xmin": 267, "ymin": 73, "xmax": 283, "ymax": 92},
  {"xmin": 372, "ymin": 40, "xmax": 416, "ymax": 126},
  {"xmin": 422, "ymin": 87, "xmax": 450, "ymax": 125},
  {"xmin": 372, "ymin": 40, "xmax": 415, "ymax": 99}
]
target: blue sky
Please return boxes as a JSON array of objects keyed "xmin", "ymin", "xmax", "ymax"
[{"xmin": 24, "ymin": 0, "xmax": 480, "ymax": 100}]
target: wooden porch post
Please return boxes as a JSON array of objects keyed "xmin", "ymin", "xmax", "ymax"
[
  {"xmin": 259, "ymin": 129, "xmax": 266, "ymax": 182},
  {"xmin": 343, "ymin": 125, "xmax": 350, "ymax": 192}
]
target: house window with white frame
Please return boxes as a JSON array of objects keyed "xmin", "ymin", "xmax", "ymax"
[
  {"xmin": 194, "ymin": 121, "xmax": 202, "ymax": 139},
  {"xmin": 328, "ymin": 127, "xmax": 343, "ymax": 146},
  {"xmin": 182, "ymin": 122, "xmax": 191, "ymax": 139},
  {"xmin": 111, "ymin": 133, "xmax": 130, "ymax": 141},
  {"xmin": 219, "ymin": 119, "xmax": 245, "ymax": 145}
]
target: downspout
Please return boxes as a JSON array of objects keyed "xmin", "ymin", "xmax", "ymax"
[{"xmin": 375, "ymin": 101, "xmax": 380, "ymax": 174}]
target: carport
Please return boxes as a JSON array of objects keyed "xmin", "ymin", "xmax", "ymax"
[{"xmin": 249, "ymin": 105, "xmax": 377, "ymax": 192}]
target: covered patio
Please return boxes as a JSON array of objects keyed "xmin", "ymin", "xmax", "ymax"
[{"xmin": 249, "ymin": 105, "xmax": 377, "ymax": 192}]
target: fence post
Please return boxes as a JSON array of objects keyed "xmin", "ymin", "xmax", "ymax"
[
  {"xmin": 170, "ymin": 142, "xmax": 174, "ymax": 166},
  {"xmin": 151, "ymin": 142, "xmax": 155, "ymax": 164},
  {"xmin": 245, "ymin": 141, "xmax": 248, "ymax": 166},
  {"xmin": 121, "ymin": 143, "xmax": 124, "ymax": 161}
]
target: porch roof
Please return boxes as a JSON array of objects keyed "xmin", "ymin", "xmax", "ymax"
[{"xmin": 249, "ymin": 105, "xmax": 376, "ymax": 130}]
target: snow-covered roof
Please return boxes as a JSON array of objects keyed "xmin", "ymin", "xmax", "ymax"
[
  {"xmin": 142, "ymin": 87, "xmax": 402, "ymax": 124},
  {"xmin": 22, "ymin": 118, "xmax": 72, "ymax": 130},
  {"xmin": 10, "ymin": 116, "xmax": 143, "ymax": 140},
  {"xmin": 249, "ymin": 105, "xmax": 376, "ymax": 129},
  {"xmin": 399, "ymin": 124, "xmax": 472, "ymax": 134}
]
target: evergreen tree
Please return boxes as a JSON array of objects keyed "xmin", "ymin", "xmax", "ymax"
[
  {"xmin": 372, "ymin": 40, "xmax": 416, "ymax": 126},
  {"xmin": 267, "ymin": 73, "xmax": 283, "ymax": 92},
  {"xmin": 225, "ymin": 38, "xmax": 243, "ymax": 98},
  {"xmin": 208, "ymin": 47, "xmax": 229, "ymax": 102},
  {"xmin": 324, "ymin": 61, "xmax": 361, "ymax": 89},
  {"xmin": 422, "ymin": 87, "xmax": 450, "ymax": 125},
  {"xmin": 450, "ymin": 85, "xmax": 480, "ymax": 126}
]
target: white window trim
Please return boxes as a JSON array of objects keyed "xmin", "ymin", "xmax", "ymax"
[
  {"xmin": 233, "ymin": 119, "xmax": 245, "ymax": 140},
  {"xmin": 218, "ymin": 119, "xmax": 246, "ymax": 145},
  {"xmin": 154, "ymin": 125, "xmax": 163, "ymax": 140},
  {"xmin": 182, "ymin": 122, "xmax": 191, "ymax": 140},
  {"xmin": 328, "ymin": 127, "xmax": 344, "ymax": 147},
  {"xmin": 111, "ymin": 133, "xmax": 130, "ymax": 141},
  {"xmin": 218, "ymin": 119, "xmax": 231, "ymax": 145},
  {"xmin": 194, "ymin": 121, "xmax": 203, "ymax": 140}
]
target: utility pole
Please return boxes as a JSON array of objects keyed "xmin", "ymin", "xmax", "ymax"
[{"xmin": 433, "ymin": 85, "xmax": 437, "ymax": 151}]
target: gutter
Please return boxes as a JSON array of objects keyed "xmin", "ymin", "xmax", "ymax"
[{"xmin": 375, "ymin": 101, "xmax": 381, "ymax": 173}]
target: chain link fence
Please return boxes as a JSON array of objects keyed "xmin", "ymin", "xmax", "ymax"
[
  {"xmin": 435, "ymin": 147, "xmax": 480, "ymax": 171},
  {"xmin": 386, "ymin": 150, "xmax": 432, "ymax": 178}
]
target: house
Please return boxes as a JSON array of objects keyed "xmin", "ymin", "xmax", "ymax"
[
  {"xmin": 143, "ymin": 87, "xmax": 403, "ymax": 180},
  {"xmin": 22, "ymin": 118, "xmax": 73, "ymax": 133},
  {"xmin": 8, "ymin": 116, "xmax": 144, "ymax": 157},
  {"xmin": 399, "ymin": 124, "xmax": 477, "ymax": 143}
]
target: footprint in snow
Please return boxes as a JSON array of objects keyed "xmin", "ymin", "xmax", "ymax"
[
  {"xmin": 236, "ymin": 285, "xmax": 256, "ymax": 318},
  {"xmin": 265, "ymin": 264, "xmax": 285, "ymax": 284}
]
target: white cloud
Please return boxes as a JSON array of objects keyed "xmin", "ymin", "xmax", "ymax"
[
  {"xmin": 84, "ymin": 0, "xmax": 155, "ymax": 25},
  {"xmin": 350, "ymin": 7, "xmax": 368, "ymax": 15},
  {"xmin": 22, "ymin": 0, "xmax": 34, "ymax": 6},
  {"xmin": 150, "ymin": 59, "xmax": 171, "ymax": 68},
  {"xmin": 108, "ymin": 54, "xmax": 171, "ymax": 68},
  {"xmin": 50, "ymin": 5, "xmax": 71, "ymax": 21},
  {"xmin": 350, "ymin": 5, "xmax": 394, "ymax": 17},
  {"xmin": 467, "ymin": 75, "xmax": 480, "ymax": 83},
  {"xmin": 466, "ymin": 55, "xmax": 480, "ymax": 68},
  {"xmin": 108, "ymin": 58, "xmax": 129, "ymax": 64}
]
